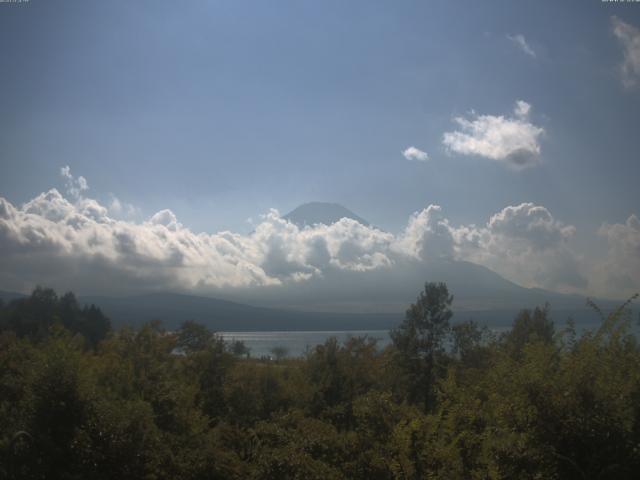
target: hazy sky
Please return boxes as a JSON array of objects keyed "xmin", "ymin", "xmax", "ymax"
[{"xmin": 1, "ymin": 1, "xmax": 639, "ymax": 300}]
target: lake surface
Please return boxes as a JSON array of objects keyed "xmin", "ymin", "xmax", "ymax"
[
  {"xmin": 220, "ymin": 330, "xmax": 392, "ymax": 358},
  {"xmin": 221, "ymin": 320, "xmax": 618, "ymax": 358}
]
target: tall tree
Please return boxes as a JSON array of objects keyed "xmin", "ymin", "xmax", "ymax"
[
  {"xmin": 176, "ymin": 320, "xmax": 214, "ymax": 354},
  {"xmin": 505, "ymin": 304, "xmax": 554, "ymax": 357},
  {"xmin": 391, "ymin": 282, "xmax": 453, "ymax": 411}
]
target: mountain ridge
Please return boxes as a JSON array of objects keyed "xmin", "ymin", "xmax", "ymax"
[{"xmin": 284, "ymin": 202, "xmax": 370, "ymax": 228}]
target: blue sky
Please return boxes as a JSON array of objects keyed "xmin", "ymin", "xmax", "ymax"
[{"xmin": 1, "ymin": 1, "xmax": 639, "ymax": 299}]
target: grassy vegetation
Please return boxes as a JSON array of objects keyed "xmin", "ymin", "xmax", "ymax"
[{"xmin": 0, "ymin": 285, "xmax": 639, "ymax": 479}]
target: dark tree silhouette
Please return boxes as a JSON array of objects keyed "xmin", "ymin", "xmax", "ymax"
[
  {"xmin": 0, "ymin": 287, "xmax": 110, "ymax": 347},
  {"xmin": 391, "ymin": 281, "xmax": 453, "ymax": 410}
]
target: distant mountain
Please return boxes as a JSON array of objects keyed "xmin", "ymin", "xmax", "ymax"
[
  {"xmin": 1, "ymin": 282, "xmax": 618, "ymax": 333},
  {"xmin": 218, "ymin": 257, "xmax": 619, "ymax": 328},
  {"xmin": 78, "ymin": 280, "xmax": 619, "ymax": 333},
  {"xmin": 284, "ymin": 202, "xmax": 370, "ymax": 227},
  {"xmin": 0, "ymin": 290, "xmax": 26, "ymax": 303},
  {"xmin": 79, "ymin": 292, "xmax": 401, "ymax": 331},
  {"xmin": 273, "ymin": 203, "xmax": 620, "ymax": 324}
]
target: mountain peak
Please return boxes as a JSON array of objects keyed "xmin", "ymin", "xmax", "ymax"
[{"xmin": 284, "ymin": 202, "xmax": 369, "ymax": 228}]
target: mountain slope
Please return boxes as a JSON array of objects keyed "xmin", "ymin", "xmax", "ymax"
[
  {"xmin": 0, "ymin": 290, "xmax": 27, "ymax": 303},
  {"xmin": 284, "ymin": 202, "xmax": 370, "ymax": 227},
  {"xmin": 79, "ymin": 292, "xmax": 401, "ymax": 331},
  {"xmin": 219, "ymin": 257, "xmax": 616, "ymax": 326},
  {"xmin": 80, "ymin": 283, "xmax": 618, "ymax": 333}
]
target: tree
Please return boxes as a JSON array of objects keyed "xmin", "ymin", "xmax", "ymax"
[
  {"xmin": 3, "ymin": 286, "xmax": 58, "ymax": 339},
  {"xmin": 505, "ymin": 304, "xmax": 554, "ymax": 357},
  {"xmin": 176, "ymin": 320, "xmax": 213, "ymax": 354},
  {"xmin": 0, "ymin": 288, "xmax": 110, "ymax": 347},
  {"xmin": 270, "ymin": 346, "xmax": 289, "ymax": 362},
  {"xmin": 79, "ymin": 304, "xmax": 111, "ymax": 347},
  {"xmin": 451, "ymin": 319, "xmax": 490, "ymax": 366},
  {"xmin": 229, "ymin": 340, "xmax": 250, "ymax": 358},
  {"xmin": 391, "ymin": 282, "xmax": 453, "ymax": 411}
]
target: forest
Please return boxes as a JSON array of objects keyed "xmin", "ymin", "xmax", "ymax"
[{"xmin": 0, "ymin": 284, "xmax": 639, "ymax": 479}]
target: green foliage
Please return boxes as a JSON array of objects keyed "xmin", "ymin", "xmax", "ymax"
[
  {"xmin": 225, "ymin": 361, "xmax": 309, "ymax": 426},
  {"xmin": 270, "ymin": 345, "xmax": 289, "ymax": 361},
  {"xmin": 0, "ymin": 287, "xmax": 110, "ymax": 347},
  {"xmin": 504, "ymin": 304, "xmax": 555, "ymax": 357},
  {"xmin": 176, "ymin": 319, "xmax": 214, "ymax": 353},
  {"xmin": 305, "ymin": 336, "xmax": 382, "ymax": 428},
  {"xmin": 391, "ymin": 281, "xmax": 453, "ymax": 410},
  {"xmin": 451, "ymin": 319, "xmax": 492, "ymax": 367},
  {"xmin": 229, "ymin": 339, "xmax": 251, "ymax": 358},
  {"xmin": 0, "ymin": 286, "xmax": 639, "ymax": 479}
]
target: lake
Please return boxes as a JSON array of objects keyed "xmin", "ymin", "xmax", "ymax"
[
  {"xmin": 220, "ymin": 330, "xmax": 392, "ymax": 358},
  {"xmin": 221, "ymin": 320, "xmax": 617, "ymax": 358}
]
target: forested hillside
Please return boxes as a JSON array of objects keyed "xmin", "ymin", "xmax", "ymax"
[{"xmin": 1, "ymin": 285, "xmax": 639, "ymax": 479}]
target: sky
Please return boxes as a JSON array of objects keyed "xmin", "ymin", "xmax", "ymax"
[{"xmin": 1, "ymin": 0, "xmax": 639, "ymax": 301}]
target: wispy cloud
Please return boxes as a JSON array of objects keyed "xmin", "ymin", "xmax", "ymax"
[
  {"xmin": 612, "ymin": 16, "xmax": 640, "ymax": 88},
  {"xmin": 108, "ymin": 194, "xmax": 141, "ymax": 219},
  {"xmin": 60, "ymin": 165, "xmax": 89, "ymax": 199},
  {"xmin": 442, "ymin": 100, "xmax": 544, "ymax": 170},
  {"xmin": 507, "ymin": 33, "xmax": 536, "ymax": 58},
  {"xmin": 402, "ymin": 146, "xmax": 429, "ymax": 162}
]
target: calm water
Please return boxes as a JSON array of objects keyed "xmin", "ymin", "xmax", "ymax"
[
  {"xmin": 220, "ymin": 330, "xmax": 392, "ymax": 358},
  {"xmin": 221, "ymin": 320, "xmax": 616, "ymax": 358}
]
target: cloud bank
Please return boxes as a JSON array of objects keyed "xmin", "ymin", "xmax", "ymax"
[
  {"xmin": 443, "ymin": 100, "xmax": 544, "ymax": 170},
  {"xmin": 0, "ymin": 168, "xmax": 637, "ymax": 301}
]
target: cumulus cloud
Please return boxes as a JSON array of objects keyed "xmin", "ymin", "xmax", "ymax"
[
  {"xmin": 109, "ymin": 195, "xmax": 141, "ymax": 218},
  {"xmin": 402, "ymin": 146, "xmax": 429, "ymax": 162},
  {"xmin": 456, "ymin": 203, "xmax": 585, "ymax": 291},
  {"xmin": 60, "ymin": 165, "xmax": 89, "ymax": 199},
  {"xmin": 486, "ymin": 203, "xmax": 575, "ymax": 252},
  {"xmin": 442, "ymin": 100, "xmax": 544, "ymax": 170},
  {"xmin": 0, "ymin": 189, "xmax": 398, "ymax": 296},
  {"xmin": 0, "ymin": 182, "xmax": 601, "ymax": 300},
  {"xmin": 612, "ymin": 16, "xmax": 640, "ymax": 88},
  {"xmin": 513, "ymin": 100, "xmax": 531, "ymax": 118},
  {"xmin": 395, "ymin": 205, "xmax": 455, "ymax": 260},
  {"xmin": 149, "ymin": 209, "xmax": 182, "ymax": 231},
  {"xmin": 507, "ymin": 34, "xmax": 536, "ymax": 58},
  {"xmin": 594, "ymin": 214, "xmax": 640, "ymax": 298}
]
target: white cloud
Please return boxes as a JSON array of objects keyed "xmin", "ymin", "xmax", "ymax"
[
  {"xmin": 0, "ymin": 180, "xmax": 622, "ymax": 299},
  {"xmin": 456, "ymin": 203, "xmax": 585, "ymax": 291},
  {"xmin": 395, "ymin": 205, "xmax": 455, "ymax": 260},
  {"xmin": 486, "ymin": 203, "xmax": 575, "ymax": 252},
  {"xmin": 108, "ymin": 195, "xmax": 141, "ymax": 218},
  {"xmin": 402, "ymin": 146, "xmax": 429, "ymax": 162},
  {"xmin": 442, "ymin": 100, "xmax": 544, "ymax": 170},
  {"xmin": 514, "ymin": 100, "xmax": 531, "ymax": 118},
  {"xmin": 507, "ymin": 34, "xmax": 536, "ymax": 58},
  {"xmin": 594, "ymin": 214, "xmax": 640, "ymax": 298},
  {"xmin": 612, "ymin": 16, "xmax": 640, "ymax": 88},
  {"xmin": 60, "ymin": 165, "xmax": 89, "ymax": 199},
  {"xmin": 0, "ymin": 189, "xmax": 397, "ymax": 295},
  {"xmin": 60, "ymin": 165, "xmax": 71, "ymax": 180},
  {"xmin": 149, "ymin": 209, "xmax": 182, "ymax": 231},
  {"xmin": 77, "ymin": 176, "xmax": 88, "ymax": 191}
]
